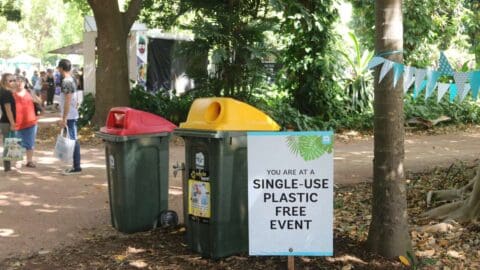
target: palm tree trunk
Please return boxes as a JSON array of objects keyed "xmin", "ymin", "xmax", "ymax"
[{"xmin": 367, "ymin": 0, "xmax": 412, "ymax": 258}]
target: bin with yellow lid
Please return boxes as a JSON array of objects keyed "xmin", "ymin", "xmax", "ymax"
[{"xmin": 175, "ymin": 97, "xmax": 280, "ymax": 258}]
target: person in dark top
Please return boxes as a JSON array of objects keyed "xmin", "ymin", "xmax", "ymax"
[
  {"xmin": 0, "ymin": 73, "xmax": 18, "ymax": 172},
  {"xmin": 46, "ymin": 69, "xmax": 55, "ymax": 107}
]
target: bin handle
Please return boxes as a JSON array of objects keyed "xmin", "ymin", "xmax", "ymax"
[{"xmin": 172, "ymin": 162, "xmax": 185, "ymax": 178}]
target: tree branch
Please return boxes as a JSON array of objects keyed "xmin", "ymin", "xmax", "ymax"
[
  {"xmin": 86, "ymin": 0, "xmax": 98, "ymax": 10},
  {"xmin": 124, "ymin": 0, "xmax": 143, "ymax": 32}
]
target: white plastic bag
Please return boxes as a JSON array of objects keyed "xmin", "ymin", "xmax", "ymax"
[
  {"xmin": 3, "ymin": 136, "xmax": 24, "ymax": 161},
  {"xmin": 54, "ymin": 127, "xmax": 75, "ymax": 163}
]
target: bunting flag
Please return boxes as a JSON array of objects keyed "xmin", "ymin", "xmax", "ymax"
[
  {"xmin": 454, "ymin": 72, "xmax": 470, "ymax": 102},
  {"xmin": 425, "ymin": 70, "xmax": 440, "ymax": 100},
  {"xmin": 367, "ymin": 56, "xmax": 385, "ymax": 69},
  {"xmin": 469, "ymin": 71, "xmax": 480, "ymax": 100},
  {"xmin": 379, "ymin": 60, "xmax": 393, "ymax": 83},
  {"xmin": 459, "ymin": 83, "xmax": 471, "ymax": 102},
  {"xmin": 393, "ymin": 62, "xmax": 404, "ymax": 88},
  {"xmin": 403, "ymin": 66, "xmax": 415, "ymax": 93},
  {"xmin": 438, "ymin": 52, "xmax": 454, "ymax": 76},
  {"xmin": 437, "ymin": 83, "xmax": 450, "ymax": 103},
  {"xmin": 365, "ymin": 51, "xmax": 478, "ymax": 103},
  {"xmin": 449, "ymin": 84, "xmax": 458, "ymax": 102},
  {"xmin": 414, "ymin": 69, "xmax": 427, "ymax": 98}
]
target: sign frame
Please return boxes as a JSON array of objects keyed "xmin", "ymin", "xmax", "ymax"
[{"xmin": 247, "ymin": 131, "xmax": 334, "ymax": 256}]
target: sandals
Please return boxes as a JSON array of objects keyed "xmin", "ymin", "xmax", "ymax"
[{"xmin": 26, "ymin": 162, "xmax": 36, "ymax": 168}]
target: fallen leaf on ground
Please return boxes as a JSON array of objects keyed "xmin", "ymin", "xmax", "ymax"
[
  {"xmin": 399, "ymin": 255, "xmax": 410, "ymax": 266},
  {"xmin": 416, "ymin": 249, "xmax": 435, "ymax": 257},
  {"xmin": 447, "ymin": 250, "xmax": 464, "ymax": 259},
  {"xmin": 129, "ymin": 260, "xmax": 148, "ymax": 268},
  {"xmin": 127, "ymin": 247, "xmax": 146, "ymax": 254},
  {"xmin": 114, "ymin": 255, "xmax": 127, "ymax": 262}
]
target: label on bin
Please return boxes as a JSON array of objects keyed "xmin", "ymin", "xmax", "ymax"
[
  {"xmin": 247, "ymin": 131, "xmax": 334, "ymax": 256},
  {"xmin": 188, "ymin": 169, "xmax": 211, "ymax": 223},
  {"xmin": 195, "ymin": 152, "xmax": 205, "ymax": 169},
  {"xmin": 109, "ymin": 155, "xmax": 115, "ymax": 169}
]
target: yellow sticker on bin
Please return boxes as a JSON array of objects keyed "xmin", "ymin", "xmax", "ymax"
[{"xmin": 179, "ymin": 97, "xmax": 280, "ymax": 131}]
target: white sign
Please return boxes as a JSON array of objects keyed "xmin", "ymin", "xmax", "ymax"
[{"xmin": 248, "ymin": 131, "xmax": 334, "ymax": 256}]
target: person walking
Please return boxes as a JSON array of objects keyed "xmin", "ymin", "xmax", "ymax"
[
  {"xmin": 57, "ymin": 59, "xmax": 81, "ymax": 175},
  {"xmin": 13, "ymin": 76, "xmax": 39, "ymax": 168},
  {"xmin": 0, "ymin": 73, "xmax": 17, "ymax": 172}
]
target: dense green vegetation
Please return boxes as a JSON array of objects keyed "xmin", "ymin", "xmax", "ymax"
[{"xmin": 61, "ymin": 0, "xmax": 480, "ymax": 130}]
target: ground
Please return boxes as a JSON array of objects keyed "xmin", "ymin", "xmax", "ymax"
[{"xmin": 1, "ymin": 113, "xmax": 480, "ymax": 269}]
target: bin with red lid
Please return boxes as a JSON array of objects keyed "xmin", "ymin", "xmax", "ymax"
[{"xmin": 96, "ymin": 107, "xmax": 177, "ymax": 233}]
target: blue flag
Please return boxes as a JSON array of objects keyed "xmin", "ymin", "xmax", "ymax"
[
  {"xmin": 449, "ymin": 84, "xmax": 458, "ymax": 102},
  {"xmin": 425, "ymin": 70, "xmax": 440, "ymax": 99},
  {"xmin": 438, "ymin": 52, "xmax": 454, "ymax": 76},
  {"xmin": 469, "ymin": 71, "xmax": 480, "ymax": 100},
  {"xmin": 393, "ymin": 63, "xmax": 404, "ymax": 88}
]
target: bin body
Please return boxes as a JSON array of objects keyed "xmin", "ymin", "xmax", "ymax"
[
  {"xmin": 178, "ymin": 130, "xmax": 248, "ymax": 258},
  {"xmin": 177, "ymin": 97, "xmax": 280, "ymax": 258},
  {"xmin": 97, "ymin": 133, "xmax": 170, "ymax": 233}
]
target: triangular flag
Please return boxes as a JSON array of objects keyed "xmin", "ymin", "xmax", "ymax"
[
  {"xmin": 437, "ymin": 83, "xmax": 450, "ymax": 103},
  {"xmin": 438, "ymin": 52, "xmax": 454, "ymax": 76},
  {"xmin": 403, "ymin": 66, "xmax": 415, "ymax": 93},
  {"xmin": 425, "ymin": 70, "xmax": 441, "ymax": 100},
  {"xmin": 469, "ymin": 71, "xmax": 480, "ymax": 100},
  {"xmin": 367, "ymin": 56, "xmax": 385, "ymax": 69},
  {"xmin": 393, "ymin": 63, "xmax": 405, "ymax": 88},
  {"xmin": 454, "ymin": 72, "xmax": 470, "ymax": 102},
  {"xmin": 414, "ymin": 69, "xmax": 427, "ymax": 98},
  {"xmin": 379, "ymin": 60, "xmax": 393, "ymax": 83},
  {"xmin": 459, "ymin": 83, "xmax": 471, "ymax": 102},
  {"xmin": 449, "ymin": 83, "xmax": 458, "ymax": 102},
  {"xmin": 414, "ymin": 80, "xmax": 427, "ymax": 99}
]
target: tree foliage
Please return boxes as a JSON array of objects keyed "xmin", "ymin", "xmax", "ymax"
[
  {"xmin": 0, "ymin": 0, "xmax": 84, "ymax": 62},
  {"xmin": 0, "ymin": 0, "xmax": 21, "ymax": 21},
  {"xmin": 272, "ymin": 0, "xmax": 343, "ymax": 119},
  {"xmin": 173, "ymin": 0, "xmax": 274, "ymax": 99},
  {"xmin": 139, "ymin": 0, "xmax": 185, "ymax": 29},
  {"xmin": 349, "ymin": 0, "xmax": 470, "ymax": 66}
]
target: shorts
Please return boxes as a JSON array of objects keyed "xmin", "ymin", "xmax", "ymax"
[{"xmin": 17, "ymin": 125, "xmax": 37, "ymax": 150}]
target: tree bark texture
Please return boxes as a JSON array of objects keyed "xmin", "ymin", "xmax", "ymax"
[
  {"xmin": 367, "ymin": 0, "xmax": 412, "ymax": 258},
  {"xmin": 87, "ymin": 0, "xmax": 142, "ymax": 126}
]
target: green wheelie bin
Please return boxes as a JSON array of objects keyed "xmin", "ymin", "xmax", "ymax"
[
  {"xmin": 175, "ymin": 98, "xmax": 280, "ymax": 258},
  {"xmin": 96, "ymin": 107, "xmax": 176, "ymax": 233}
]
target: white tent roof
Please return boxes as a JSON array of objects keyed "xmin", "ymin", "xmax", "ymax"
[
  {"xmin": 48, "ymin": 42, "xmax": 83, "ymax": 55},
  {"xmin": 7, "ymin": 54, "xmax": 41, "ymax": 64}
]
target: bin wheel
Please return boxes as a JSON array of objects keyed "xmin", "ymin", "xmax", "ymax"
[{"xmin": 159, "ymin": 210, "xmax": 179, "ymax": 228}]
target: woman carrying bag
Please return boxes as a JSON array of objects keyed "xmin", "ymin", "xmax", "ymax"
[
  {"xmin": 13, "ymin": 76, "xmax": 40, "ymax": 168},
  {"xmin": 0, "ymin": 73, "xmax": 17, "ymax": 172}
]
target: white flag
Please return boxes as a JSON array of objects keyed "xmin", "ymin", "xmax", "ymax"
[
  {"xmin": 403, "ymin": 66, "xmax": 415, "ymax": 93},
  {"xmin": 454, "ymin": 72, "xmax": 470, "ymax": 102},
  {"xmin": 459, "ymin": 83, "xmax": 471, "ymax": 102},
  {"xmin": 379, "ymin": 60, "xmax": 393, "ymax": 83},
  {"xmin": 367, "ymin": 57, "xmax": 385, "ymax": 69},
  {"xmin": 437, "ymin": 83, "xmax": 450, "ymax": 103},
  {"xmin": 414, "ymin": 68, "xmax": 427, "ymax": 92}
]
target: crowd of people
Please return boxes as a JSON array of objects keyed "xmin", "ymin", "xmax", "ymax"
[{"xmin": 0, "ymin": 59, "xmax": 82, "ymax": 174}]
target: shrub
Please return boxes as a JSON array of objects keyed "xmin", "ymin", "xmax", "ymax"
[{"xmin": 78, "ymin": 93, "xmax": 95, "ymax": 128}]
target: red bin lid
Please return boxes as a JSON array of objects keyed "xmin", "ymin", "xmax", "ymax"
[{"xmin": 100, "ymin": 107, "xmax": 177, "ymax": 136}]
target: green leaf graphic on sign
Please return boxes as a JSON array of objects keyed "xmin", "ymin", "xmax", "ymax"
[{"xmin": 286, "ymin": 135, "xmax": 332, "ymax": 161}]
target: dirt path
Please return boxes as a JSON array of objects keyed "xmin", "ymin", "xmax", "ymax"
[{"xmin": 1, "ymin": 117, "xmax": 480, "ymax": 260}]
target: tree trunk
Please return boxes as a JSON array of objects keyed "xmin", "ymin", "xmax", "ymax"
[
  {"xmin": 367, "ymin": 0, "xmax": 412, "ymax": 258},
  {"xmin": 425, "ymin": 166, "xmax": 480, "ymax": 221},
  {"xmin": 87, "ymin": 0, "xmax": 142, "ymax": 126}
]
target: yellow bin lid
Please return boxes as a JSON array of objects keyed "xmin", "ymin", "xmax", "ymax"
[{"xmin": 179, "ymin": 97, "xmax": 280, "ymax": 131}]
